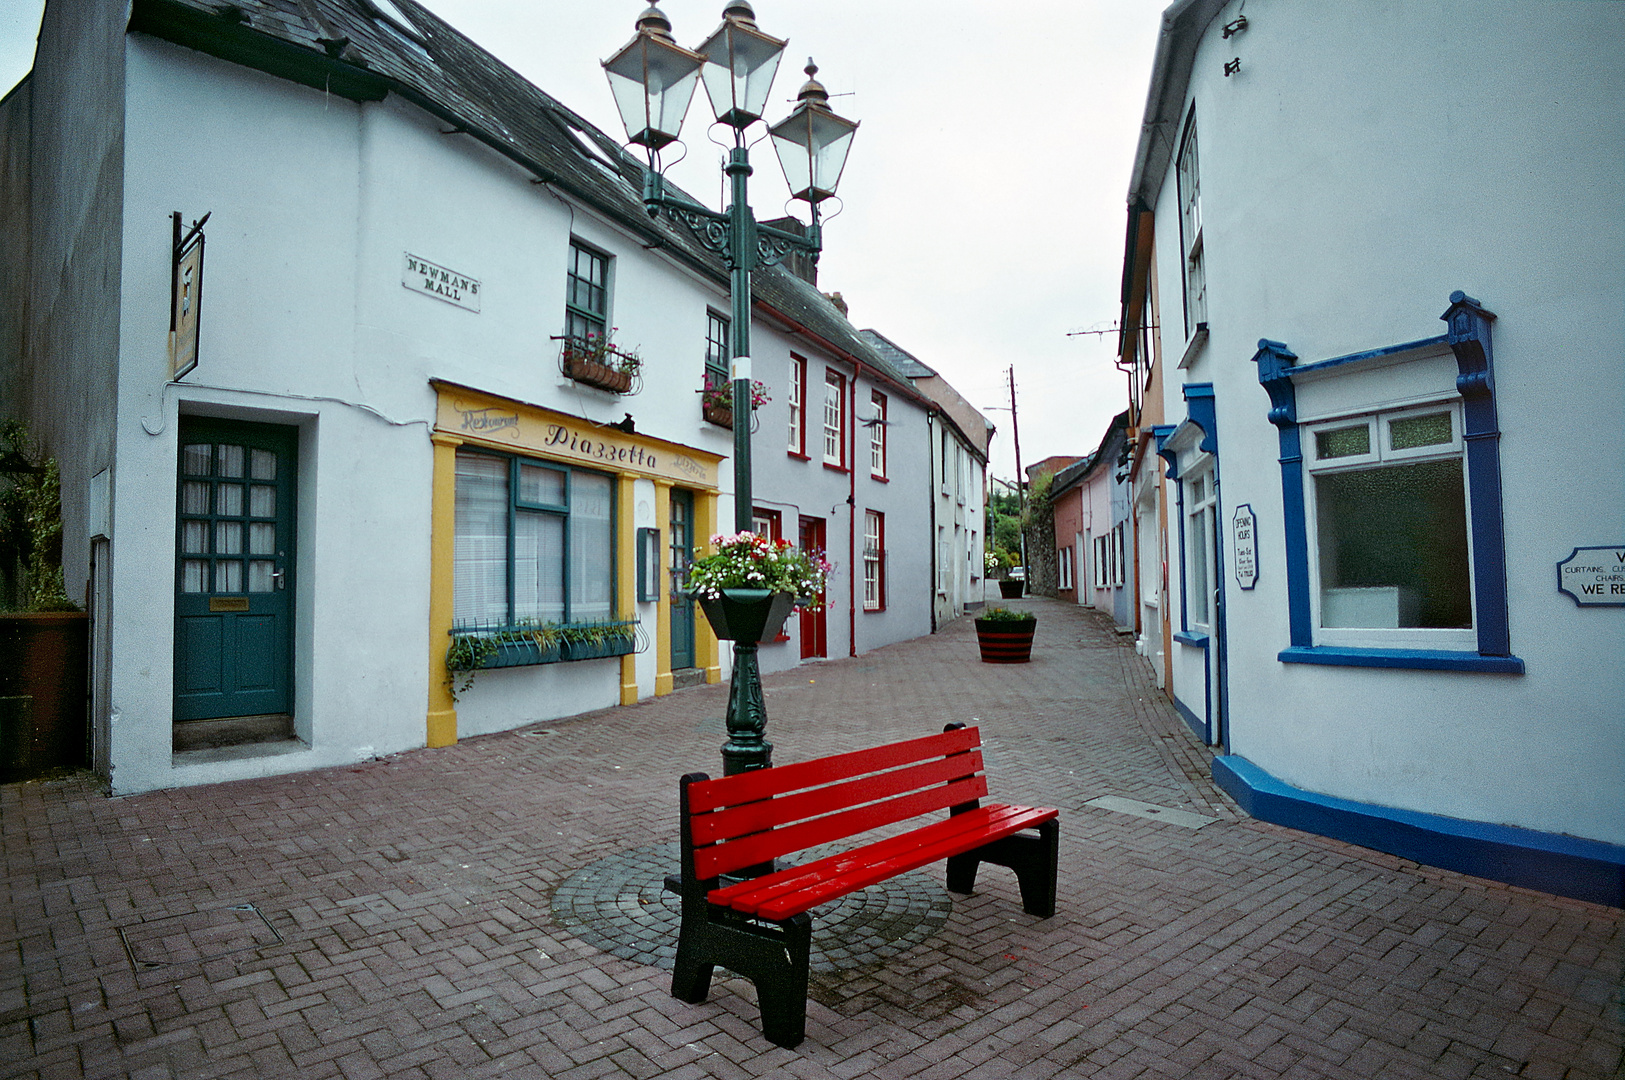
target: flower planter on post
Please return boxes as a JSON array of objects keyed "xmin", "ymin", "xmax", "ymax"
[
  {"xmin": 698, "ymin": 589, "xmax": 796, "ymax": 775},
  {"xmin": 975, "ymin": 613, "xmax": 1037, "ymax": 664},
  {"xmin": 998, "ymin": 578, "xmax": 1026, "ymax": 599}
]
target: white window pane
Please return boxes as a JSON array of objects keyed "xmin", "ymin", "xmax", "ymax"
[
  {"xmin": 570, "ymin": 472, "xmax": 614, "ymax": 621},
  {"xmin": 514, "ymin": 511, "xmax": 566, "ymax": 622},
  {"xmin": 181, "ymin": 521, "xmax": 208, "ymax": 554},
  {"xmin": 249, "ymin": 523, "xmax": 276, "ymax": 555},
  {"xmin": 1389, "ymin": 412, "xmax": 1452, "ymax": 451},
  {"xmin": 216, "ymin": 561, "xmax": 243, "ymax": 593},
  {"xmin": 218, "ymin": 445, "xmax": 244, "ymax": 478},
  {"xmin": 250, "ymin": 448, "xmax": 276, "ymax": 480},
  {"xmin": 454, "ymin": 453, "xmax": 509, "ymax": 624},
  {"xmin": 1315, "ymin": 424, "xmax": 1370, "ymax": 460},
  {"xmin": 218, "ymin": 484, "xmax": 243, "ymax": 517},
  {"xmin": 519, "ymin": 464, "xmax": 565, "ymax": 506},
  {"xmin": 1316, "ymin": 460, "xmax": 1470, "ymax": 629},
  {"xmin": 216, "ymin": 521, "xmax": 242, "ymax": 555}
]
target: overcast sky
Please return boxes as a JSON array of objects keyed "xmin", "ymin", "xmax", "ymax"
[{"xmin": 0, "ymin": 0, "xmax": 1165, "ymax": 482}]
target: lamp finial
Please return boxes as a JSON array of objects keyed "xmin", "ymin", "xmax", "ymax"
[
  {"xmin": 635, "ymin": 4, "xmax": 674, "ymax": 40},
  {"xmin": 722, "ymin": 1, "xmax": 757, "ymax": 27},
  {"xmin": 797, "ymin": 58, "xmax": 829, "ymax": 106}
]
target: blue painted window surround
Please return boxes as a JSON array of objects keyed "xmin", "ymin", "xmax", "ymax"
[{"xmin": 1251, "ymin": 292, "xmax": 1523, "ymax": 674}]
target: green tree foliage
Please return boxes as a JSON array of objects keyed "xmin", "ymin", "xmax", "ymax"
[{"xmin": 0, "ymin": 420, "xmax": 77, "ymax": 612}]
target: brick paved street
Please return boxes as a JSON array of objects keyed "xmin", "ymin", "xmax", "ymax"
[{"xmin": 3, "ymin": 599, "xmax": 1621, "ymax": 1079}]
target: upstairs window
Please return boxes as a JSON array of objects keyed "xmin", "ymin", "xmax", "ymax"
[
  {"xmin": 705, "ymin": 310, "xmax": 730, "ymax": 391},
  {"xmin": 788, "ymin": 354, "xmax": 806, "ymax": 455},
  {"xmin": 869, "ymin": 390, "xmax": 887, "ymax": 478},
  {"xmin": 823, "ymin": 369, "xmax": 846, "ymax": 468},
  {"xmin": 1176, "ymin": 109, "xmax": 1206, "ymax": 338},
  {"xmin": 565, "ymin": 241, "xmax": 609, "ymax": 348}
]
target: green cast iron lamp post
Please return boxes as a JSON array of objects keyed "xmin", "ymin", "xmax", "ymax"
[{"xmin": 604, "ymin": 1, "xmax": 857, "ymax": 775}]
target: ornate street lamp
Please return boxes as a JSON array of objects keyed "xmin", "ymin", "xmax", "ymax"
[{"xmin": 603, "ymin": 2, "xmax": 858, "ymax": 776}]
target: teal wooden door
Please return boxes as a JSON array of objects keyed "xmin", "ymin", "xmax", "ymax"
[
  {"xmin": 670, "ymin": 490, "xmax": 695, "ymax": 670},
  {"xmin": 174, "ymin": 420, "xmax": 296, "ymax": 721}
]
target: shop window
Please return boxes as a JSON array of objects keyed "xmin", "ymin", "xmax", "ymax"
[{"xmin": 453, "ymin": 450, "xmax": 614, "ymax": 626}]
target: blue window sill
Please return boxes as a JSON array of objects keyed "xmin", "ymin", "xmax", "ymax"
[
  {"xmin": 1278, "ymin": 646, "xmax": 1524, "ymax": 674},
  {"xmin": 1173, "ymin": 631, "xmax": 1209, "ymax": 648}
]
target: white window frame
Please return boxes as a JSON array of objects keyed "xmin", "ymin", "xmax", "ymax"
[
  {"xmin": 1303, "ymin": 399, "xmax": 1475, "ymax": 651},
  {"xmin": 822, "ymin": 369, "xmax": 846, "ymax": 468},
  {"xmin": 787, "ymin": 354, "xmax": 805, "ymax": 455},
  {"xmin": 1176, "ymin": 109, "xmax": 1206, "ymax": 340},
  {"xmin": 863, "ymin": 510, "xmax": 884, "ymax": 610},
  {"xmin": 1184, "ymin": 463, "xmax": 1216, "ymax": 631},
  {"xmin": 869, "ymin": 390, "xmax": 887, "ymax": 478}
]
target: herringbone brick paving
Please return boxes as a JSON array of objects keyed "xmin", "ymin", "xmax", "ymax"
[{"xmin": 2, "ymin": 598, "xmax": 1620, "ymax": 1078}]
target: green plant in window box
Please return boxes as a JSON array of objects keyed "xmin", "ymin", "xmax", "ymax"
[{"xmin": 556, "ymin": 330, "xmax": 642, "ymax": 392}]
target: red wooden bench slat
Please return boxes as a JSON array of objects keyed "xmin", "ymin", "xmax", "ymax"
[
  {"xmin": 707, "ymin": 804, "xmax": 1029, "ymax": 908},
  {"xmin": 693, "ymin": 774, "xmax": 990, "ymax": 880},
  {"xmin": 710, "ymin": 804, "xmax": 1059, "ymax": 921},
  {"xmin": 754, "ymin": 805, "xmax": 1059, "ymax": 921},
  {"xmin": 685, "ymin": 727, "xmax": 981, "ymax": 812},
  {"xmin": 691, "ymin": 751, "xmax": 986, "ymax": 845}
]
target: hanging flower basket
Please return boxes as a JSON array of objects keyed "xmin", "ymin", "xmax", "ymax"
[
  {"xmin": 975, "ymin": 609, "xmax": 1036, "ymax": 664},
  {"xmin": 698, "ymin": 589, "xmax": 797, "ymax": 644},
  {"xmin": 555, "ymin": 333, "xmax": 641, "ymax": 394},
  {"xmin": 702, "ymin": 401, "xmax": 734, "ymax": 428}
]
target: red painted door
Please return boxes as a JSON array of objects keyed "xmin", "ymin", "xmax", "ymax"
[{"xmin": 798, "ymin": 516, "xmax": 827, "ymax": 659}]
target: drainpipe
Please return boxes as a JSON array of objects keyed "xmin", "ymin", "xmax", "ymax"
[
  {"xmin": 849, "ymin": 359, "xmax": 860, "ymax": 658},
  {"xmin": 927, "ymin": 412, "xmax": 938, "ymax": 633}
]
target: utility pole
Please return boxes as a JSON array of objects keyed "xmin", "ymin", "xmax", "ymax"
[{"xmin": 1008, "ymin": 366, "xmax": 1027, "ymax": 569}]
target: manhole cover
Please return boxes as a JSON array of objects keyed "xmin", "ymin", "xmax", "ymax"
[
  {"xmin": 552, "ymin": 844, "xmax": 952, "ymax": 972},
  {"xmin": 119, "ymin": 903, "xmax": 282, "ymax": 969}
]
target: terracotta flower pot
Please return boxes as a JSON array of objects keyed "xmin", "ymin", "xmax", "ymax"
[
  {"xmin": 975, "ymin": 617, "xmax": 1036, "ymax": 663},
  {"xmin": 563, "ymin": 353, "xmax": 633, "ymax": 393}
]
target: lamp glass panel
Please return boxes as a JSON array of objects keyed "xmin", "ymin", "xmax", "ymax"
[
  {"xmin": 697, "ymin": 22, "xmax": 785, "ymax": 126},
  {"xmin": 604, "ymin": 36, "xmax": 702, "ymax": 149},
  {"xmin": 770, "ymin": 105, "xmax": 857, "ymax": 202}
]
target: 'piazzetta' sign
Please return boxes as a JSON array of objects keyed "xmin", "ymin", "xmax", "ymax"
[
  {"xmin": 1557, "ymin": 546, "xmax": 1625, "ymax": 606},
  {"xmin": 403, "ymin": 253, "xmax": 480, "ymax": 312}
]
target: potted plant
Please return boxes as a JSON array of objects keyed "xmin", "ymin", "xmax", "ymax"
[
  {"xmin": 998, "ymin": 568, "xmax": 1026, "ymax": 599},
  {"xmin": 559, "ymin": 619, "xmax": 637, "ymax": 662},
  {"xmin": 687, "ymin": 531, "xmax": 829, "ymax": 643},
  {"xmin": 556, "ymin": 330, "xmax": 641, "ymax": 394},
  {"xmin": 0, "ymin": 420, "xmax": 88, "ymax": 779},
  {"xmin": 974, "ymin": 606, "xmax": 1037, "ymax": 664},
  {"xmin": 698, "ymin": 376, "xmax": 770, "ymax": 430}
]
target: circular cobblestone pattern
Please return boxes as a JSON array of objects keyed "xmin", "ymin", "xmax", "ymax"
[{"xmin": 551, "ymin": 844, "xmax": 953, "ymax": 973}]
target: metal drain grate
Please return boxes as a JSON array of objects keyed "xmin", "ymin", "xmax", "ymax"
[{"xmin": 119, "ymin": 903, "xmax": 283, "ymax": 970}]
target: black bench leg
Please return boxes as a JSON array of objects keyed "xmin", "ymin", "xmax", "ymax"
[
  {"xmin": 945, "ymin": 852, "xmax": 979, "ymax": 895},
  {"xmin": 670, "ymin": 942, "xmax": 714, "ymax": 1004},
  {"xmin": 752, "ymin": 914, "xmax": 812, "ymax": 1049},
  {"xmin": 947, "ymin": 820, "xmax": 1060, "ymax": 918},
  {"xmin": 1012, "ymin": 819, "xmax": 1059, "ymax": 918}
]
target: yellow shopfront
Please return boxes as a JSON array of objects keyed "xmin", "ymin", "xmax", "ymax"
[{"xmin": 427, "ymin": 382, "xmax": 724, "ymax": 747}]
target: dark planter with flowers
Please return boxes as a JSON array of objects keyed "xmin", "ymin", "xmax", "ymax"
[
  {"xmin": 998, "ymin": 578, "xmax": 1026, "ymax": 599},
  {"xmin": 698, "ymin": 589, "xmax": 796, "ymax": 644},
  {"xmin": 975, "ymin": 610, "xmax": 1037, "ymax": 663},
  {"xmin": 562, "ymin": 352, "xmax": 633, "ymax": 393},
  {"xmin": 702, "ymin": 401, "xmax": 734, "ymax": 428}
]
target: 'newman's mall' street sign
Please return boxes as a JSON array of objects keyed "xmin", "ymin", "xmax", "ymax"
[{"xmin": 403, "ymin": 253, "xmax": 480, "ymax": 313}]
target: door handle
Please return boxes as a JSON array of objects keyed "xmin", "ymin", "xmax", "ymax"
[{"xmin": 272, "ymin": 568, "xmax": 286, "ymax": 590}]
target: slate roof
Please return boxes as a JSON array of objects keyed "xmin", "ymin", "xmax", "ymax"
[{"xmin": 126, "ymin": 0, "xmax": 921, "ymax": 393}]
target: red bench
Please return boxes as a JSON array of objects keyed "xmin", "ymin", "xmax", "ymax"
[{"xmin": 667, "ymin": 724, "xmax": 1060, "ymax": 1048}]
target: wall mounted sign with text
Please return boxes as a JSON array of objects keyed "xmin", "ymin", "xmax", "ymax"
[
  {"xmin": 1232, "ymin": 504, "xmax": 1258, "ymax": 590},
  {"xmin": 403, "ymin": 253, "xmax": 480, "ymax": 313},
  {"xmin": 1557, "ymin": 546, "xmax": 1625, "ymax": 607}
]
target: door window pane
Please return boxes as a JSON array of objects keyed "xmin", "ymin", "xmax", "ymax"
[
  {"xmin": 183, "ymin": 444, "xmax": 212, "ymax": 476},
  {"xmin": 248, "ymin": 561, "xmax": 276, "ymax": 593},
  {"xmin": 249, "ymin": 523, "xmax": 276, "ymax": 555},
  {"xmin": 218, "ymin": 484, "xmax": 243, "ymax": 516},
  {"xmin": 181, "ymin": 521, "xmax": 208, "ymax": 554},
  {"xmin": 249, "ymin": 486, "xmax": 275, "ymax": 517},
  {"xmin": 182, "ymin": 560, "xmax": 209, "ymax": 592},
  {"xmin": 218, "ymin": 445, "xmax": 245, "ymax": 478},
  {"xmin": 216, "ymin": 521, "xmax": 243, "ymax": 555},
  {"xmin": 216, "ymin": 561, "xmax": 243, "ymax": 593},
  {"xmin": 182, "ymin": 482, "xmax": 211, "ymax": 515},
  {"xmin": 249, "ymin": 448, "xmax": 276, "ymax": 480}
]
